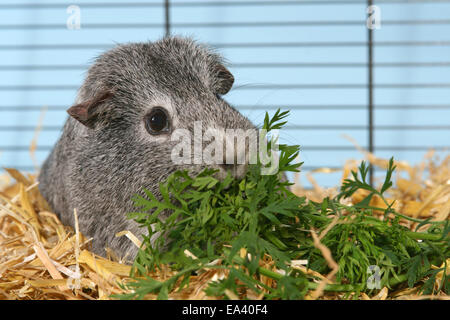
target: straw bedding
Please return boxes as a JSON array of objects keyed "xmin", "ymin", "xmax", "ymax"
[{"xmin": 0, "ymin": 150, "xmax": 449, "ymax": 300}]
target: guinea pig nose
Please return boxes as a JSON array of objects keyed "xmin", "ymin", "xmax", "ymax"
[
  {"xmin": 219, "ymin": 163, "xmax": 235, "ymax": 171},
  {"xmin": 222, "ymin": 149, "xmax": 238, "ymax": 166}
]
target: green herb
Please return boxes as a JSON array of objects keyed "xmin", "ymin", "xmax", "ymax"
[{"xmin": 116, "ymin": 109, "xmax": 449, "ymax": 300}]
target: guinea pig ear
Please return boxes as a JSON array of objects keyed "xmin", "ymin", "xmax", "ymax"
[
  {"xmin": 67, "ymin": 90, "xmax": 113, "ymax": 128},
  {"xmin": 212, "ymin": 64, "xmax": 234, "ymax": 95}
]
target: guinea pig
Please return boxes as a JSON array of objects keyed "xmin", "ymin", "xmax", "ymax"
[{"xmin": 38, "ymin": 36, "xmax": 256, "ymax": 260}]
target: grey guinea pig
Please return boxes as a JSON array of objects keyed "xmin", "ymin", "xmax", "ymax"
[{"xmin": 38, "ymin": 36, "xmax": 256, "ymax": 260}]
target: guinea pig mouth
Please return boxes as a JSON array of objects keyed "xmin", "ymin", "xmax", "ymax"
[{"xmin": 214, "ymin": 163, "xmax": 248, "ymax": 181}]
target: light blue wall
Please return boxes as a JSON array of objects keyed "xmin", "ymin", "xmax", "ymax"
[{"xmin": 1, "ymin": 0, "xmax": 449, "ymax": 187}]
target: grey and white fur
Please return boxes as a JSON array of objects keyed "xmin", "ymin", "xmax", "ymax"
[{"xmin": 38, "ymin": 36, "xmax": 256, "ymax": 260}]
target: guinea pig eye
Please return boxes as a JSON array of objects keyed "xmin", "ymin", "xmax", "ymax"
[{"xmin": 144, "ymin": 107, "xmax": 170, "ymax": 135}]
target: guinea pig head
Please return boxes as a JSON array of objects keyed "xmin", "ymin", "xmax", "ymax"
[{"xmin": 66, "ymin": 37, "xmax": 256, "ymax": 183}]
